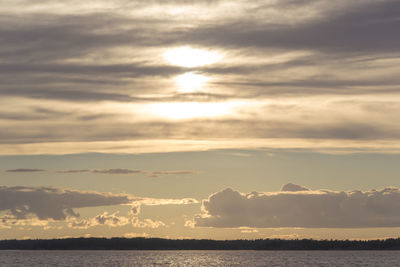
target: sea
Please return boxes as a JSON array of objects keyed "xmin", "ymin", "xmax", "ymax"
[{"xmin": 0, "ymin": 250, "xmax": 399, "ymax": 266}]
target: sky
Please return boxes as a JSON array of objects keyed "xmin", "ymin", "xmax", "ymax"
[{"xmin": 1, "ymin": 0, "xmax": 400, "ymax": 240}]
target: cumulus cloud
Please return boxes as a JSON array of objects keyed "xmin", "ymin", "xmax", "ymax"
[
  {"xmin": 184, "ymin": 219, "xmax": 196, "ymax": 228},
  {"xmin": 0, "ymin": 186, "xmax": 132, "ymax": 220},
  {"xmin": 94, "ymin": 212, "xmax": 130, "ymax": 227},
  {"xmin": 132, "ymin": 217, "xmax": 166, "ymax": 229},
  {"xmin": 281, "ymin": 183, "xmax": 309, "ymax": 192},
  {"xmin": 0, "ymin": 215, "xmax": 49, "ymax": 229},
  {"xmin": 195, "ymin": 184, "xmax": 400, "ymax": 228},
  {"xmin": 68, "ymin": 212, "xmax": 130, "ymax": 229},
  {"xmin": 68, "ymin": 211, "xmax": 165, "ymax": 229},
  {"xmin": 0, "ymin": 186, "xmax": 197, "ymax": 224},
  {"xmin": 130, "ymin": 205, "xmax": 141, "ymax": 216}
]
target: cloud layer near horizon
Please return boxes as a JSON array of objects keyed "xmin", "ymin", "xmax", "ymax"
[
  {"xmin": 0, "ymin": 186, "xmax": 131, "ymax": 221},
  {"xmin": 0, "ymin": 186, "xmax": 197, "ymax": 223},
  {"xmin": 195, "ymin": 184, "xmax": 400, "ymax": 228},
  {"xmin": 1, "ymin": 0, "xmax": 400, "ymax": 154},
  {"xmin": 4, "ymin": 168, "xmax": 198, "ymax": 177}
]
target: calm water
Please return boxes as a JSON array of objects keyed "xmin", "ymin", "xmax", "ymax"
[{"xmin": 0, "ymin": 250, "xmax": 399, "ymax": 266}]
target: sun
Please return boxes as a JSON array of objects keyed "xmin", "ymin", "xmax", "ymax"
[
  {"xmin": 163, "ymin": 47, "xmax": 222, "ymax": 93},
  {"xmin": 163, "ymin": 47, "xmax": 222, "ymax": 68}
]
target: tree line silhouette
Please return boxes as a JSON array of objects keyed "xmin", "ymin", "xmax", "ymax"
[{"xmin": 1, "ymin": 237, "xmax": 400, "ymax": 250}]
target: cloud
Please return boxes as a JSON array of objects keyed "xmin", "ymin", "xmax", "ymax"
[
  {"xmin": 1, "ymin": 0, "xmax": 399, "ymax": 154},
  {"xmin": 68, "ymin": 212, "xmax": 130, "ymax": 229},
  {"xmin": 184, "ymin": 219, "xmax": 196, "ymax": 228},
  {"xmin": 94, "ymin": 211, "xmax": 130, "ymax": 227},
  {"xmin": 5, "ymin": 168, "xmax": 45, "ymax": 173},
  {"xmin": 57, "ymin": 168, "xmax": 198, "ymax": 177},
  {"xmin": 0, "ymin": 215, "xmax": 49, "ymax": 229},
  {"xmin": 123, "ymin": 232, "xmax": 150, "ymax": 238},
  {"xmin": 146, "ymin": 170, "xmax": 198, "ymax": 177},
  {"xmin": 56, "ymin": 169, "xmax": 90, "ymax": 174},
  {"xmin": 91, "ymin": 169, "xmax": 143, "ymax": 175},
  {"xmin": 281, "ymin": 183, "xmax": 309, "ymax": 192},
  {"xmin": 186, "ymin": 1, "xmax": 400, "ymax": 53},
  {"xmin": 240, "ymin": 227, "xmax": 258, "ymax": 233},
  {"xmin": 1, "ymin": 1, "xmax": 397, "ymax": 102},
  {"xmin": 0, "ymin": 186, "xmax": 197, "ymax": 223},
  {"xmin": 137, "ymin": 197, "xmax": 198, "ymax": 206},
  {"xmin": 3, "ymin": 115, "xmax": 399, "ymax": 148},
  {"xmin": 130, "ymin": 205, "xmax": 141, "ymax": 215},
  {"xmin": 0, "ymin": 186, "xmax": 132, "ymax": 220},
  {"xmin": 195, "ymin": 184, "xmax": 400, "ymax": 228},
  {"xmin": 68, "ymin": 211, "xmax": 165, "ymax": 229},
  {"xmin": 131, "ymin": 217, "xmax": 166, "ymax": 229}
]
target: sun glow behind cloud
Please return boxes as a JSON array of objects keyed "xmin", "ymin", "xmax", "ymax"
[
  {"xmin": 145, "ymin": 102, "xmax": 243, "ymax": 120},
  {"xmin": 163, "ymin": 46, "xmax": 222, "ymax": 93},
  {"xmin": 164, "ymin": 47, "xmax": 222, "ymax": 68},
  {"xmin": 176, "ymin": 72, "xmax": 208, "ymax": 93}
]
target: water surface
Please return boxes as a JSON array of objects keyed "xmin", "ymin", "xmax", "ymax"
[{"xmin": 1, "ymin": 250, "xmax": 399, "ymax": 266}]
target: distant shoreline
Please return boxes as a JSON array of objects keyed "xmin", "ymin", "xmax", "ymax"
[{"xmin": 1, "ymin": 237, "xmax": 400, "ymax": 250}]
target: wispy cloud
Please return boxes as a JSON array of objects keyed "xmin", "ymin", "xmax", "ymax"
[
  {"xmin": 1, "ymin": 0, "xmax": 399, "ymax": 154},
  {"xmin": 57, "ymin": 168, "xmax": 198, "ymax": 177},
  {"xmin": 56, "ymin": 169, "xmax": 90, "ymax": 174},
  {"xmin": 146, "ymin": 170, "xmax": 199, "ymax": 177},
  {"xmin": 91, "ymin": 169, "xmax": 143, "ymax": 175},
  {"xmin": 5, "ymin": 168, "xmax": 45, "ymax": 173},
  {"xmin": 8, "ymin": 168, "xmax": 198, "ymax": 177}
]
